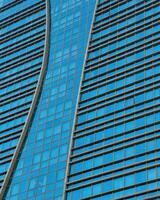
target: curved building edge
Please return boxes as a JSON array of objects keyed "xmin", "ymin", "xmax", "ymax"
[
  {"xmin": 0, "ymin": 0, "xmax": 51, "ymax": 198},
  {"xmin": 62, "ymin": 1, "xmax": 99, "ymax": 199}
]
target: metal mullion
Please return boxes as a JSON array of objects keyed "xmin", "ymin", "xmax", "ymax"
[
  {"xmin": 72, "ymin": 128, "xmax": 160, "ymax": 153},
  {"xmin": 0, "ymin": 51, "xmax": 43, "ymax": 73},
  {"xmin": 0, "ymin": 70, "xmax": 40, "ymax": 89},
  {"xmin": 83, "ymin": 53, "xmax": 159, "ymax": 83},
  {"xmin": 90, "ymin": 16, "xmax": 160, "ymax": 49},
  {"xmin": 93, "ymin": 1, "xmax": 159, "ymax": 32},
  {"xmin": 83, "ymin": 187, "xmax": 159, "ymax": 200},
  {"xmin": 0, "ymin": 87, "xmax": 35, "ymax": 103},
  {"xmin": 0, "ymin": 90, "xmax": 34, "ymax": 107},
  {"xmin": 81, "ymin": 63, "xmax": 160, "ymax": 92},
  {"xmin": 115, "ymin": 188, "xmax": 159, "ymax": 200},
  {"xmin": 72, "ymin": 127, "xmax": 160, "ymax": 161},
  {"xmin": 0, "ymin": 45, "xmax": 44, "ymax": 68},
  {"xmin": 74, "ymin": 117, "xmax": 158, "ymax": 139},
  {"xmin": 0, "ymin": 34, "xmax": 45, "ymax": 57},
  {"xmin": 66, "ymin": 166, "xmax": 160, "ymax": 191},
  {"xmin": 0, "ymin": 3, "xmax": 46, "ymax": 29},
  {"xmin": 74, "ymin": 106, "xmax": 160, "ymax": 135},
  {"xmin": 0, "ymin": 0, "xmax": 23, "ymax": 13},
  {"xmin": 96, "ymin": 0, "xmax": 128, "ymax": 14},
  {"xmin": 86, "ymin": 38, "xmax": 160, "ymax": 67},
  {"xmin": 77, "ymin": 103, "xmax": 159, "ymax": 130},
  {"xmin": 85, "ymin": 43, "xmax": 160, "ymax": 70},
  {"xmin": 91, "ymin": 13, "xmax": 160, "ymax": 45},
  {"xmin": 89, "ymin": 21, "xmax": 160, "ymax": 52},
  {"xmin": 69, "ymin": 154, "xmax": 159, "ymax": 179},
  {"xmin": 0, "ymin": 62, "xmax": 41, "ymax": 81},
  {"xmin": 68, "ymin": 158, "xmax": 160, "ymax": 187},
  {"xmin": 80, "ymin": 78, "xmax": 160, "ymax": 103},
  {"xmin": 0, "ymin": 54, "xmax": 43, "ymax": 74},
  {"xmin": 0, "ymin": 18, "xmax": 46, "ymax": 43},
  {"xmin": 95, "ymin": 0, "xmax": 143, "ymax": 24},
  {"xmin": 85, "ymin": 50, "xmax": 159, "ymax": 72},
  {"xmin": 0, "ymin": 108, "xmax": 29, "ymax": 123}
]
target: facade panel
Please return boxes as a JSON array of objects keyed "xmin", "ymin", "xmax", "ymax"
[
  {"xmin": 0, "ymin": 0, "xmax": 47, "ymax": 194},
  {"xmin": 0, "ymin": 0, "xmax": 96, "ymax": 199},
  {"xmin": 1, "ymin": 0, "xmax": 160, "ymax": 200},
  {"xmin": 65, "ymin": 1, "xmax": 160, "ymax": 199}
]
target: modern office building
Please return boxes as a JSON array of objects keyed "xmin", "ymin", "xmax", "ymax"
[
  {"xmin": 0, "ymin": 0, "xmax": 96, "ymax": 199},
  {"xmin": 0, "ymin": 0, "xmax": 160, "ymax": 200}
]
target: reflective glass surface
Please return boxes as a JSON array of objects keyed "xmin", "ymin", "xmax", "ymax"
[
  {"xmin": 0, "ymin": 0, "xmax": 46, "ymax": 192},
  {"xmin": 66, "ymin": 1, "xmax": 160, "ymax": 199},
  {"xmin": 2, "ymin": 0, "xmax": 96, "ymax": 200}
]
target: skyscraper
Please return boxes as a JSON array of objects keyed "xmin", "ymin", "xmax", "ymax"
[
  {"xmin": 0, "ymin": 0, "xmax": 160, "ymax": 200},
  {"xmin": 0, "ymin": 0, "xmax": 49, "ymax": 197},
  {"xmin": 65, "ymin": 0, "xmax": 160, "ymax": 199},
  {"xmin": 0, "ymin": 0, "xmax": 96, "ymax": 199}
]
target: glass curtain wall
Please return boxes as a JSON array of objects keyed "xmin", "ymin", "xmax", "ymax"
[{"xmin": 66, "ymin": 1, "xmax": 160, "ymax": 199}]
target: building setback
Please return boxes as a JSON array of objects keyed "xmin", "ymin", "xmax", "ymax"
[{"xmin": 0, "ymin": 0, "xmax": 160, "ymax": 200}]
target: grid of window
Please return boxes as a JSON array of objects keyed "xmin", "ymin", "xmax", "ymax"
[
  {"xmin": 66, "ymin": 0, "xmax": 160, "ymax": 199},
  {"xmin": 3, "ymin": 0, "xmax": 96, "ymax": 200},
  {"xmin": 0, "ymin": 0, "xmax": 46, "ymax": 193}
]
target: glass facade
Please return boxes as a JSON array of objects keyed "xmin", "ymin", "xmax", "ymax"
[
  {"xmin": 0, "ymin": 0, "xmax": 96, "ymax": 200},
  {"xmin": 1, "ymin": 0, "xmax": 160, "ymax": 200},
  {"xmin": 0, "ymin": 0, "xmax": 46, "ymax": 192},
  {"xmin": 65, "ymin": 0, "xmax": 160, "ymax": 200}
]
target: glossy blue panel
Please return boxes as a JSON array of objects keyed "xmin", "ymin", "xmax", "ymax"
[
  {"xmin": 0, "ymin": 0, "xmax": 46, "ymax": 194},
  {"xmin": 66, "ymin": 1, "xmax": 160, "ymax": 199},
  {"xmin": 4, "ymin": 0, "xmax": 96, "ymax": 200}
]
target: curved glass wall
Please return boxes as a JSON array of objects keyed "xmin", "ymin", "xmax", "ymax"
[
  {"xmin": 0, "ymin": 0, "xmax": 46, "ymax": 193},
  {"xmin": 66, "ymin": 0, "xmax": 160, "ymax": 199},
  {"xmin": 3, "ymin": 0, "xmax": 96, "ymax": 200}
]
